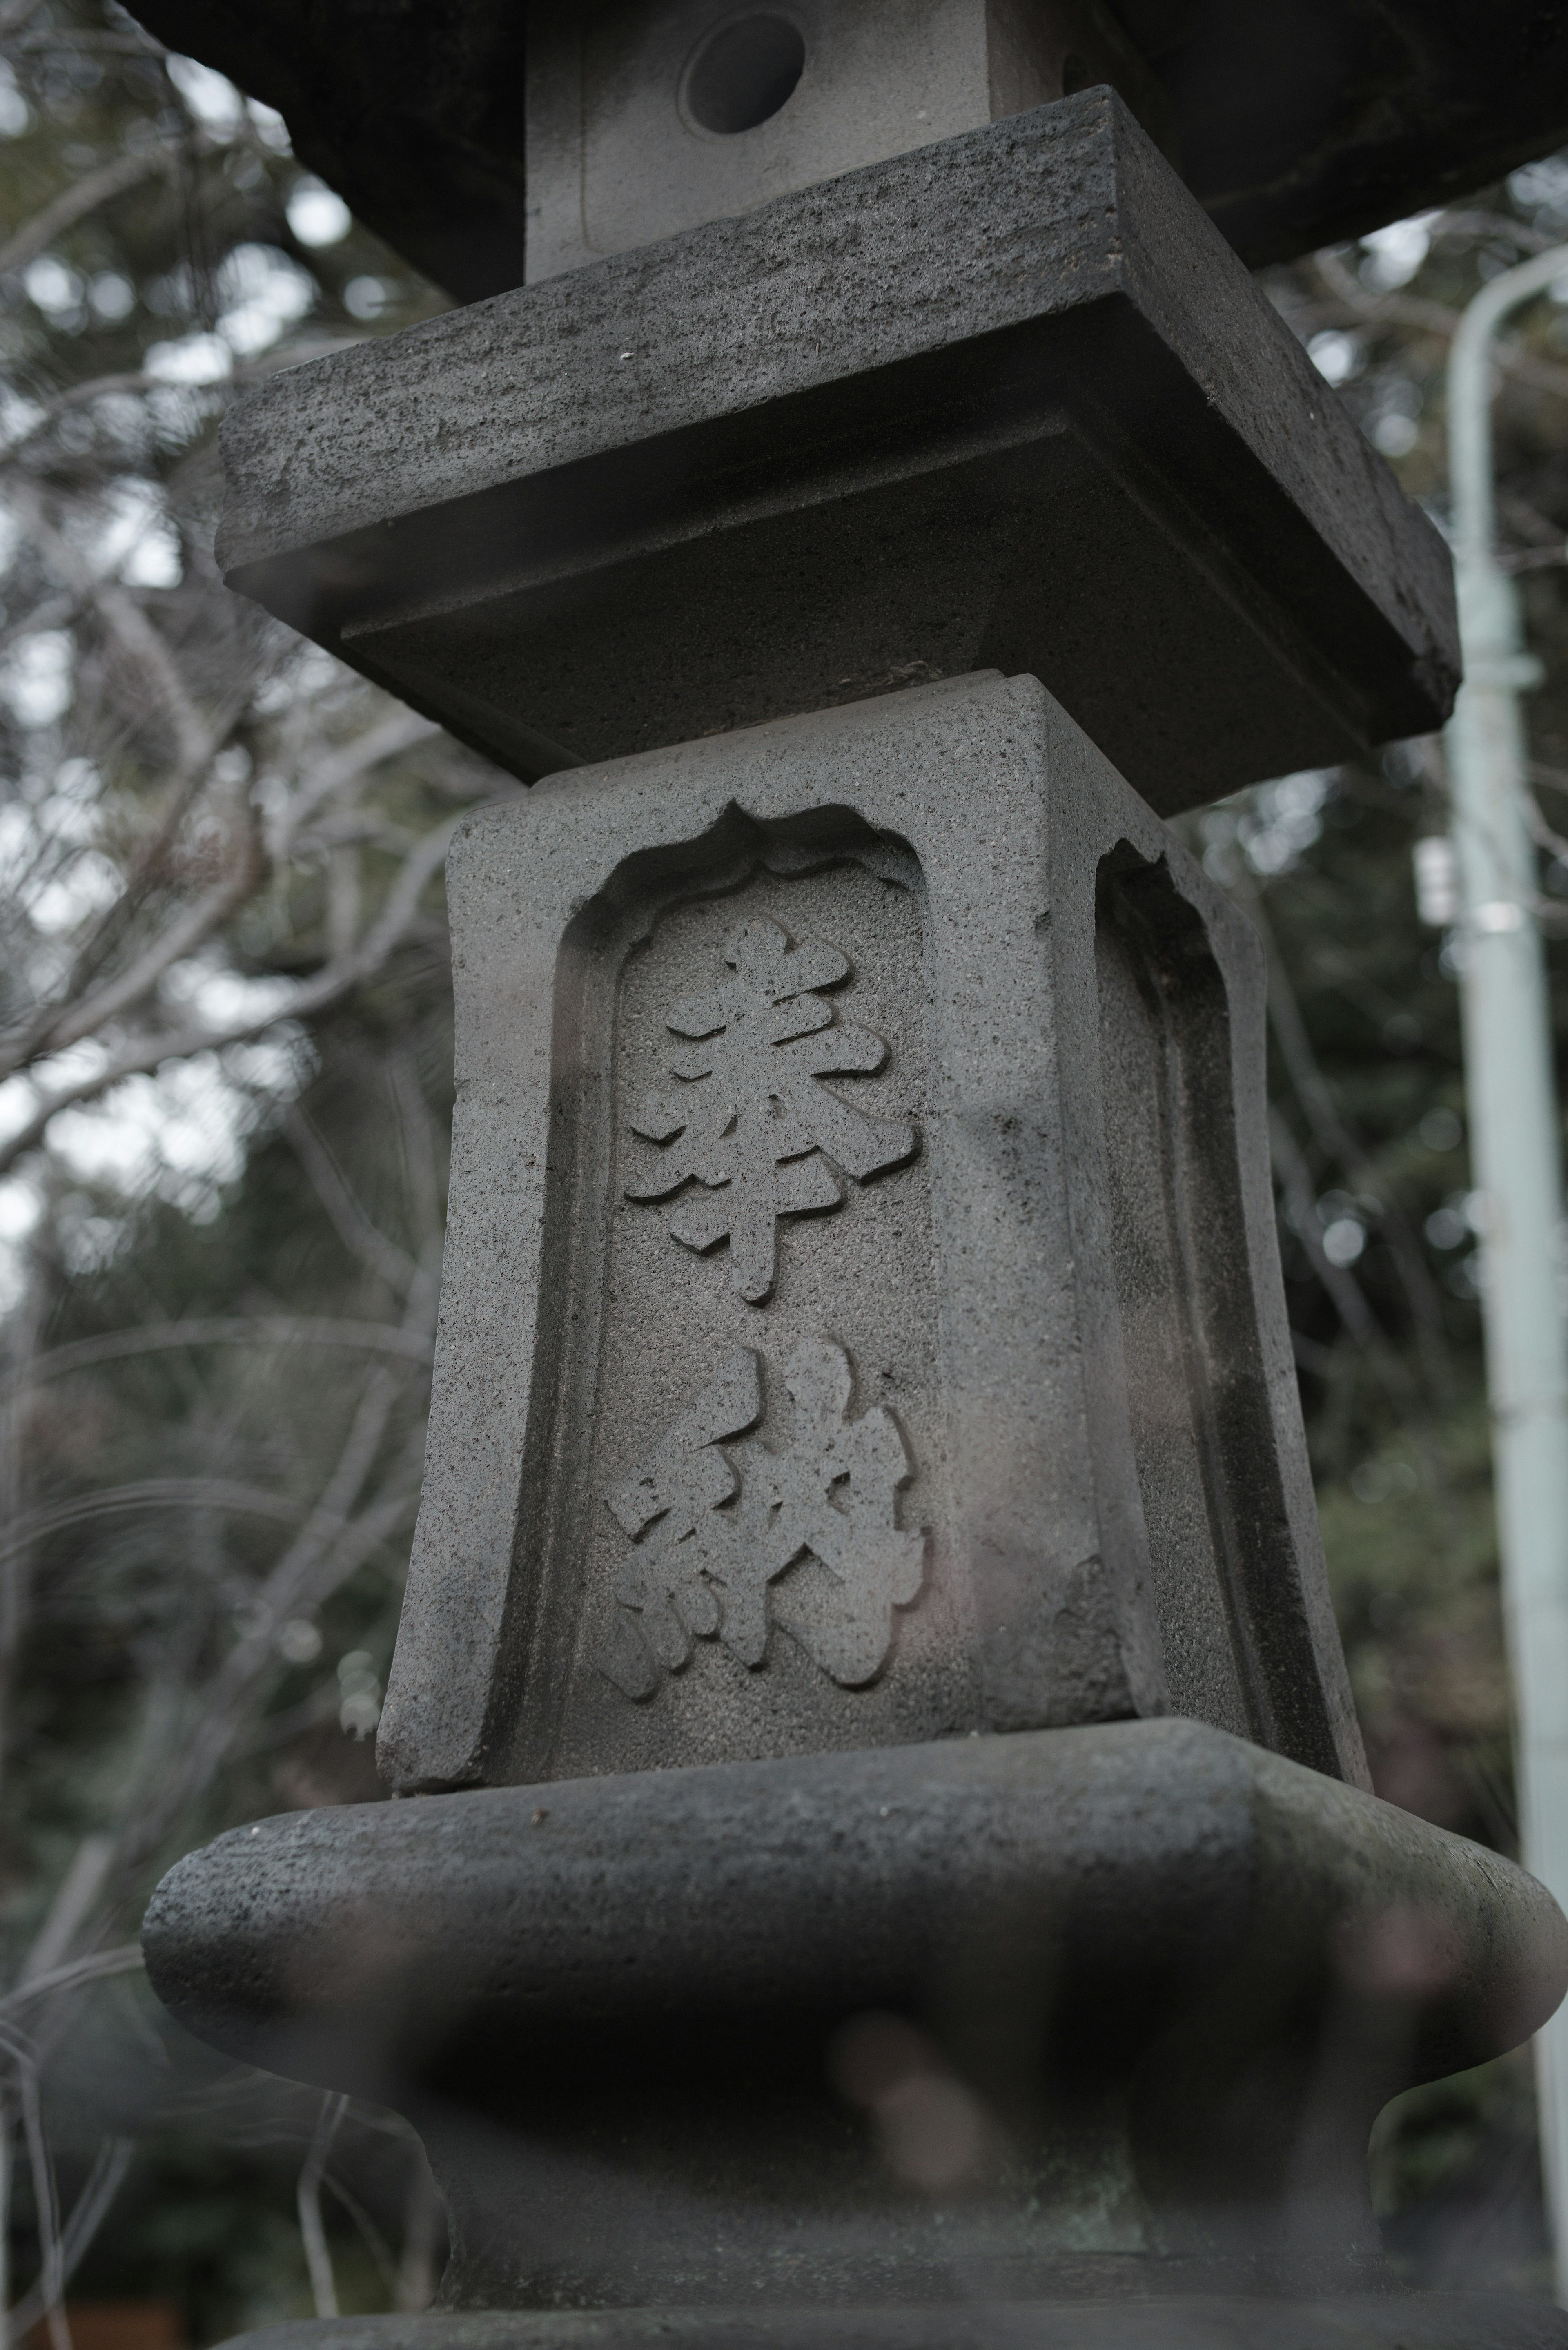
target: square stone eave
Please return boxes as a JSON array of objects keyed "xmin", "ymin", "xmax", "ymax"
[{"xmin": 218, "ymin": 88, "xmax": 1458, "ymax": 815}]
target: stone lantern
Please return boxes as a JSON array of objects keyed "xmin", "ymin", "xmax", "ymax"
[
  {"xmin": 131, "ymin": 3, "xmax": 1568, "ymax": 2343},
  {"xmin": 520, "ymin": 1, "xmax": 1175, "ymax": 279}
]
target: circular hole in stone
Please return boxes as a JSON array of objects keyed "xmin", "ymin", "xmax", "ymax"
[{"xmin": 685, "ymin": 13, "xmax": 806, "ymax": 135}]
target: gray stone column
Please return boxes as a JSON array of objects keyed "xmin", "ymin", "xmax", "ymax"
[
  {"xmin": 377, "ymin": 674, "xmax": 1361, "ymax": 1793},
  {"xmin": 138, "ymin": 47, "xmax": 1568, "ymax": 2350}
]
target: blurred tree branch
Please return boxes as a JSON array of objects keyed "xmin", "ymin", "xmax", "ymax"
[
  {"xmin": 0, "ymin": 147, "xmax": 174, "ymax": 280},
  {"xmin": 0, "ymin": 4, "xmax": 468, "ymax": 2325},
  {"xmin": 1310, "ymin": 242, "xmax": 1568, "ymax": 403}
]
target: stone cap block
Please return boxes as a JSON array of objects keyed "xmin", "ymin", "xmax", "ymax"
[{"xmin": 216, "ymin": 90, "xmax": 1457, "ymax": 815}]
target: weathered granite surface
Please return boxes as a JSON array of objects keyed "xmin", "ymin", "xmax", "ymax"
[
  {"xmin": 141, "ymin": 1718, "xmax": 1568, "ymax": 2323},
  {"xmin": 372, "ymin": 673, "xmax": 1362, "ymax": 1797},
  {"xmin": 523, "ymin": 0, "xmax": 1171, "ymax": 281},
  {"xmin": 184, "ymin": 2302, "xmax": 1568, "ymax": 2350},
  {"xmin": 214, "ymin": 92, "xmax": 1457, "ymax": 814}
]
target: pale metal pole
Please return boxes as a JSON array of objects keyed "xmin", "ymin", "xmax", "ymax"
[{"xmin": 1445, "ymin": 242, "xmax": 1568, "ymax": 2296}]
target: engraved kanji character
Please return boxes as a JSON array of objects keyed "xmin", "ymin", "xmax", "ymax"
[
  {"xmin": 600, "ymin": 1347, "xmax": 762, "ymax": 1695},
  {"xmin": 625, "ymin": 916, "xmax": 917, "ymax": 1303},
  {"xmin": 598, "ymin": 1337, "xmax": 924, "ymax": 1699}
]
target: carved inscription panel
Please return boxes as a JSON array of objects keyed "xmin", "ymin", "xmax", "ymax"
[
  {"xmin": 382, "ymin": 677, "xmax": 1367, "ymax": 1797},
  {"xmin": 599, "ymin": 1336, "xmax": 924, "ymax": 1700},
  {"xmin": 624, "ymin": 914, "xmax": 919, "ymax": 1303},
  {"xmin": 527, "ymin": 851, "xmax": 973, "ymax": 1782}
]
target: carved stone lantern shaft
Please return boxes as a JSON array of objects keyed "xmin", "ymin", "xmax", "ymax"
[{"xmin": 134, "ymin": 10, "xmax": 1568, "ymax": 2346}]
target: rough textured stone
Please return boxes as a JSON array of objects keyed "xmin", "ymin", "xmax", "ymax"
[
  {"xmin": 373, "ymin": 672, "xmax": 1362, "ymax": 1797},
  {"xmin": 177, "ymin": 2303, "xmax": 1568, "ymax": 2350},
  {"xmin": 141, "ymin": 1718, "xmax": 1568, "ymax": 2320},
  {"xmin": 214, "ymin": 92, "xmax": 1457, "ymax": 814},
  {"xmin": 122, "ymin": 0, "xmax": 1568, "ymax": 297},
  {"xmin": 523, "ymin": 0, "xmax": 1170, "ymax": 281}
]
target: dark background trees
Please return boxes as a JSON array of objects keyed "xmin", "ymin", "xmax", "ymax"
[{"xmin": 1, "ymin": 0, "xmax": 1567, "ymax": 2332}]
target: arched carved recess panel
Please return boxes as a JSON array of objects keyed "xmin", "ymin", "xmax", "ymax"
[
  {"xmin": 490, "ymin": 809, "xmax": 969, "ymax": 1788},
  {"xmin": 1094, "ymin": 843, "xmax": 1341, "ymax": 1774}
]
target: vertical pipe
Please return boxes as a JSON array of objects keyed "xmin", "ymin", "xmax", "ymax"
[{"xmin": 1445, "ymin": 243, "xmax": 1568, "ymax": 2297}]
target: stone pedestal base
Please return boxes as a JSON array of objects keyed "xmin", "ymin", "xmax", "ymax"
[
  {"xmin": 145, "ymin": 1721, "xmax": 1564, "ymax": 2338},
  {"xmin": 199, "ymin": 2298, "xmax": 1568, "ymax": 2350}
]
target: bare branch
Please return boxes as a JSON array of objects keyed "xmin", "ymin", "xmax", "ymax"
[
  {"xmin": 1314, "ymin": 245, "xmax": 1462, "ymax": 341},
  {"xmin": 0, "ymin": 338, "xmax": 375, "ymax": 473},
  {"xmin": 1526, "ymin": 790, "xmax": 1568, "ymax": 866},
  {"xmin": 1269, "ymin": 1110, "xmax": 1422, "ymax": 1417},
  {"xmin": 228, "ymin": 1677, "xmax": 344, "ymax": 1759},
  {"xmin": 0, "ymin": 1249, "xmax": 52, "ymax": 1827},
  {"xmin": 0, "ymin": 1947, "xmax": 143, "ymax": 2021},
  {"xmin": 343, "ymin": 811, "xmax": 461, "ymax": 978},
  {"xmin": 2, "ymin": 2138, "xmax": 134, "ymax": 2350},
  {"xmin": 1430, "ymin": 207, "xmax": 1558, "ymax": 256},
  {"xmin": 388, "ymin": 1048, "xmax": 444, "ymax": 1263},
  {"xmin": 0, "ymin": 1478, "xmax": 305, "ymax": 1579},
  {"xmin": 396, "ymin": 2160, "xmax": 445, "ymax": 2314},
  {"xmin": 0, "ymin": 591, "xmax": 83, "ymax": 654},
  {"xmin": 7, "ymin": 1315, "xmax": 433, "ymax": 1402},
  {"xmin": 1312, "ymin": 246, "xmax": 1568, "ymax": 400},
  {"xmin": 1243, "ymin": 878, "xmax": 1454, "ymax": 1394},
  {"xmin": 107, "ymin": 1258, "xmax": 439, "ymax": 1879},
  {"xmin": 284, "ymin": 1107, "xmax": 421, "ymax": 1298},
  {"xmin": 0, "ymin": 2032, "xmax": 68, "ymax": 2350},
  {"xmin": 117, "ymin": 1457, "xmax": 423, "ymax": 1871},
  {"xmin": 1502, "ymin": 543, "xmax": 1568, "ymax": 574},
  {"xmin": 272, "ymin": 709, "xmax": 443, "ymax": 860},
  {"xmin": 12, "ymin": 482, "xmax": 214, "ymax": 773},
  {"xmin": 31, "ymin": 797, "xmax": 264, "ymax": 1064},
  {"xmin": 0, "ymin": 814, "xmax": 460, "ymax": 1179},
  {"xmin": 0, "ymin": 148, "xmax": 173, "ymax": 280},
  {"xmin": 0, "ymin": 491, "xmax": 263, "ymax": 1076},
  {"xmin": 0, "ymin": 0, "xmax": 51, "ymax": 38},
  {"xmin": 321, "ymin": 2168, "xmax": 400, "ymax": 2295},
  {"xmin": 18, "ymin": 1837, "xmax": 115, "ymax": 1986},
  {"xmin": 298, "ymin": 2096, "xmax": 347, "ymax": 2319},
  {"xmin": 0, "ymin": 370, "xmax": 189, "ymax": 469}
]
